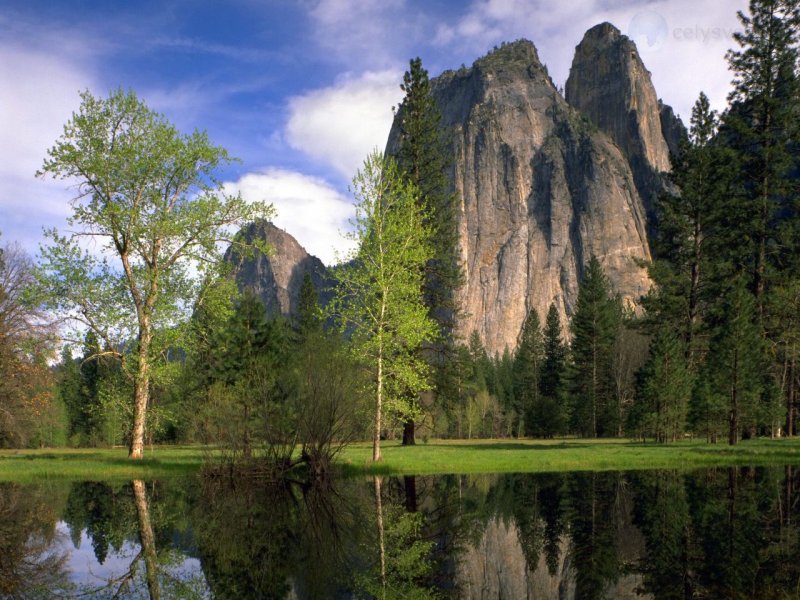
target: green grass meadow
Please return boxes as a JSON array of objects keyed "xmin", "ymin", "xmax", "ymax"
[{"xmin": 3, "ymin": 437, "xmax": 800, "ymax": 482}]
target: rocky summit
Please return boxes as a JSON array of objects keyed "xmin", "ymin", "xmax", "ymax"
[
  {"xmin": 566, "ymin": 22, "xmax": 680, "ymax": 221},
  {"xmin": 233, "ymin": 24, "xmax": 684, "ymax": 355},
  {"xmin": 226, "ymin": 220, "xmax": 330, "ymax": 317}
]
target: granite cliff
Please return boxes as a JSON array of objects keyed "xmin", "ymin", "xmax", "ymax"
[
  {"xmin": 233, "ymin": 24, "xmax": 684, "ymax": 354},
  {"xmin": 565, "ymin": 22, "xmax": 681, "ymax": 221},
  {"xmin": 387, "ymin": 38, "xmax": 652, "ymax": 353}
]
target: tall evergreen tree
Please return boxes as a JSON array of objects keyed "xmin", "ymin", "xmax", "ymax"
[
  {"xmin": 569, "ymin": 257, "xmax": 621, "ymax": 437},
  {"xmin": 632, "ymin": 327, "xmax": 693, "ymax": 442},
  {"xmin": 296, "ymin": 272, "xmax": 322, "ymax": 339},
  {"xmin": 513, "ymin": 309, "xmax": 543, "ymax": 438},
  {"xmin": 646, "ymin": 92, "xmax": 730, "ymax": 366},
  {"xmin": 538, "ymin": 304, "xmax": 567, "ymax": 437},
  {"xmin": 700, "ymin": 279, "xmax": 765, "ymax": 445},
  {"xmin": 723, "ymin": 0, "xmax": 800, "ymax": 321},
  {"xmin": 394, "ymin": 57, "xmax": 464, "ymax": 445}
]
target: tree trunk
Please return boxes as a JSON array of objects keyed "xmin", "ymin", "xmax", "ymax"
[
  {"xmin": 729, "ymin": 352, "xmax": 739, "ymax": 446},
  {"xmin": 402, "ymin": 419, "xmax": 416, "ymax": 445},
  {"xmin": 787, "ymin": 354, "xmax": 795, "ymax": 437},
  {"xmin": 373, "ymin": 342, "xmax": 383, "ymax": 463},
  {"xmin": 404, "ymin": 475, "xmax": 418, "ymax": 512},
  {"xmin": 129, "ymin": 330, "xmax": 151, "ymax": 459},
  {"xmin": 374, "ymin": 476, "xmax": 386, "ymax": 596},
  {"xmin": 133, "ymin": 480, "xmax": 160, "ymax": 600}
]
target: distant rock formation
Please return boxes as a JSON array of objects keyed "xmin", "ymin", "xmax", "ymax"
[{"xmin": 226, "ymin": 220, "xmax": 331, "ymax": 317}]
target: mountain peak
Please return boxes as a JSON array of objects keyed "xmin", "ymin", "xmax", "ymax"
[
  {"xmin": 566, "ymin": 22, "xmax": 673, "ymax": 220},
  {"xmin": 582, "ymin": 22, "xmax": 623, "ymax": 41}
]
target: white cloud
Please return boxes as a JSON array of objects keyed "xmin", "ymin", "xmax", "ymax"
[
  {"xmin": 285, "ymin": 70, "xmax": 403, "ymax": 180},
  {"xmin": 0, "ymin": 42, "xmax": 96, "ymax": 253},
  {"xmin": 226, "ymin": 168, "xmax": 356, "ymax": 265},
  {"xmin": 308, "ymin": 0, "xmax": 410, "ymax": 67}
]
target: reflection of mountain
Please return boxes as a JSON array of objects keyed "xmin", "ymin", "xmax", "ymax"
[
  {"xmin": 455, "ymin": 473, "xmax": 648, "ymax": 599},
  {"xmin": 1, "ymin": 468, "xmax": 799, "ymax": 598}
]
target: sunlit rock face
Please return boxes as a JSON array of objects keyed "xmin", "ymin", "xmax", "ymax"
[
  {"xmin": 240, "ymin": 25, "xmax": 686, "ymax": 355},
  {"xmin": 388, "ymin": 39, "xmax": 652, "ymax": 354},
  {"xmin": 566, "ymin": 22, "xmax": 678, "ymax": 223}
]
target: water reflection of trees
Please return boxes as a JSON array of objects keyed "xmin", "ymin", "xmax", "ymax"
[
  {"xmin": 629, "ymin": 466, "xmax": 800, "ymax": 599},
  {"xmin": 62, "ymin": 481, "xmax": 206, "ymax": 599},
  {"xmin": 0, "ymin": 467, "xmax": 799, "ymax": 598},
  {"xmin": 191, "ymin": 476, "xmax": 372, "ymax": 598},
  {"xmin": 0, "ymin": 483, "xmax": 71, "ymax": 599}
]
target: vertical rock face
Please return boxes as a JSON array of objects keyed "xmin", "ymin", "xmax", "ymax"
[
  {"xmin": 226, "ymin": 220, "xmax": 330, "ymax": 317},
  {"xmin": 388, "ymin": 40, "xmax": 652, "ymax": 354},
  {"xmin": 565, "ymin": 23, "xmax": 672, "ymax": 219},
  {"xmin": 659, "ymin": 99, "xmax": 687, "ymax": 159}
]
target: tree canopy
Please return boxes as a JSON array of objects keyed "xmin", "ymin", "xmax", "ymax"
[{"xmin": 36, "ymin": 89, "xmax": 273, "ymax": 458}]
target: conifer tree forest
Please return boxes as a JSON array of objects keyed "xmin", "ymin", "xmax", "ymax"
[{"xmin": 0, "ymin": 0, "xmax": 799, "ymax": 456}]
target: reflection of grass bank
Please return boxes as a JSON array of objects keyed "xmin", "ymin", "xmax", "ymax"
[{"xmin": 3, "ymin": 438, "xmax": 800, "ymax": 481}]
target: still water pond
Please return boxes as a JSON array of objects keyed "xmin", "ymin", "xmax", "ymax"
[{"xmin": 1, "ymin": 467, "xmax": 799, "ymax": 599}]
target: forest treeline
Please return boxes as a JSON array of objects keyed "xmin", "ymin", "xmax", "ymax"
[{"xmin": 0, "ymin": 0, "xmax": 798, "ymax": 459}]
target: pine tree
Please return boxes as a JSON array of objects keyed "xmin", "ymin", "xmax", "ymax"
[
  {"xmin": 513, "ymin": 309, "xmax": 543, "ymax": 438},
  {"xmin": 701, "ymin": 279, "xmax": 765, "ymax": 445},
  {"xmin": 211, "ymin": 289, "xmax": 290, "ymax": 458},
  {"xmin": 646, "ymin": 92, "xmax": 730, "ymax": 366},
  {"xmin": 538, "ymin": 304, "xmax": 567, "ymax": 437},
  {"xmin": 569, "ymin": 257, "xmax": 620, "ymax": 437},
  {"xmin": 296, "ymin": 272, "xmax": 322, "ymax": 339},
  {"xmin": 633, "ymin": 327, "xmax": 693, "ymax": 442},
  {"xmin": 724, "ymin": 0, "xmax": 800, "ymax": 321},
  {"xmin": 394, "ymin": 57, "xmax": 464, "ymax": 445}
]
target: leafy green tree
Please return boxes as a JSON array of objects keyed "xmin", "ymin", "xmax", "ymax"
[
  {"xmin": 331, "ymin": 151, "xmax": 436, "ymax": 461},
  {"xmin": 36, "ymin": 89, "xmax": 273, "ymax": 458},
  {"xmin": 394, "ymin": 57, "xmax": 464, "ymax": 445},
  {"xmin": 493, "ymin": 348, "xmax": 516, "ymax": 437},
  {"xmin": 569, "ymin": 257, "xmax": 621, "ymax": 437},
  {"xmin": 513, "ymin": 309, "xmax": 543, "ymax": 438}
]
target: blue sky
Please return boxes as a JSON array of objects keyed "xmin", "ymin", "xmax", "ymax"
[{"xmin": 0, "ymin": 0, "xmax": 745, "ymax": 265}]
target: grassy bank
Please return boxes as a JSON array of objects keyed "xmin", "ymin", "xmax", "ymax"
[
  {"xmin": 339, "ymin": 437, "xmax": 800, "ymax": 476},
  {"xmin": 2, "ymin": 438, "xmax": 800, "ymax": 482},
  {"xmin": 0, "ymin": 446, "xmax": 205, "ymax": 483}
]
